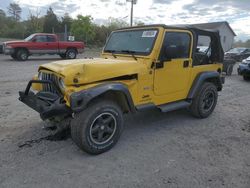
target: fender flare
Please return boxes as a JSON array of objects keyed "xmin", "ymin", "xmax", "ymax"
[
  {"xmin": 187, "ymin": 71, "xmax": 223, "ymax": 99},
  {"xmin": 70, "ymin": 83, "xmax": 136, "ymax": 113}
]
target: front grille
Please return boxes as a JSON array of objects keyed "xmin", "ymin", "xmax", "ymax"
[{"xmin": 40, "ymin": 72, "xmax": 60, "ymax": 94}]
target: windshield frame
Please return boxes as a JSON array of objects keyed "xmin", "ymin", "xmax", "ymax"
[{"xmin": 103, "ymin": 28, "xmax": 159, "ymax": 56}]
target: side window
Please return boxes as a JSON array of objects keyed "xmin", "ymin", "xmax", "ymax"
[
  {"xmin": 47, "ymin": 35, "xmax": 56, "ymax": 42},
  {"xmin": 194, "ymin": 35, "xmax": 212, "ymax": 66},
  {"xmin": 160, "ymin": 32, "xmax": 191, "ymax": 60},
  {"xmin": 35, "ymin": 35, "xmax": 48, "ymax": 42}
]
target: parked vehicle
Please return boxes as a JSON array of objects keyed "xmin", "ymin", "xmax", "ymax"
[
  {"xmin": 3, "ymin": 33, "xmax": 84, "ymax": 61},
  {"xmin": 238, "ymin": 56, "xmax": 250, "ymax": 81},
  {"xmin": 19, "ymin": 25, "xmax": 225, "ymax": 154},
  {"xmin": 224, "ymin": 47, "xmax": 250, "ymax": 62}
]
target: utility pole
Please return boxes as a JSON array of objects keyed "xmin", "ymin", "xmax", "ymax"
[{"xmin": 126, "ymin": 0, "xmax": 137, "ymax": 27}]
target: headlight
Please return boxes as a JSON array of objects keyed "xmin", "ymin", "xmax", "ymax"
[{"xmin": 58, "ymin": 78, "xmax": 65, "ymax": 89}]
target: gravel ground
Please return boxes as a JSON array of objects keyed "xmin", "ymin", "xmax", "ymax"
[{"xmin": 0, "ymin": 52, "xmax": 249, "ymax": 188}]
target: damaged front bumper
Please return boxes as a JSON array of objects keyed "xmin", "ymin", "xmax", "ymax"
[{"xmin": 19, "ymin": 80, "xmax": 72, "ymax": 120}]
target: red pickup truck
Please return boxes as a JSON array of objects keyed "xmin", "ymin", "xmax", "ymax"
[{"xmin": 3, "ymin": 33, "xmax": 85, "ymax": 61}]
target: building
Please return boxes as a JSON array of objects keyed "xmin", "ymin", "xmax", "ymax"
[{"xmin": 191, "ymin": 21, "xmax": 236, "ymax": 52}]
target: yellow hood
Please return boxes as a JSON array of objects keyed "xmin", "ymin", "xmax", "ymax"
[{"xmin": 39, "ymin": 58, "xmax": 143, "ymax": 85}]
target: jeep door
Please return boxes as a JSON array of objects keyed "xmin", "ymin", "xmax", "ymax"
[{"xmin": 153, "ymin": 30, "xmax": 193, "ymax": 102}]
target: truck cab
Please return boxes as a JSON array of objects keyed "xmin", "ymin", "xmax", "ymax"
[{"xmin": 19, "ymin": 25, "xmax": 224, "ymax": 154}]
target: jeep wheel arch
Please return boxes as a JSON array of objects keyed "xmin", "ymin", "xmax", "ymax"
[
  {"xmin": 70, "ymin": 83, "xmax": 136, "ymax": 113},
  {"xmin": 188, "ymin": 71, "xmax": 223, "ymax": 99}
]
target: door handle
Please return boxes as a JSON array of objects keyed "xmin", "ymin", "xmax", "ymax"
[{"xmin": 183, "ymin": 60, "xmax": 189, "ymax": 68}]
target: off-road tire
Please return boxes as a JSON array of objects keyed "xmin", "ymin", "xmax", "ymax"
[
  {"xmin": 59, "ymin": 54, "xmax": 66, "ymax": 59},
  {"xmin": 16, "ymin": 49, "xmax": 28, "ymax": 61},
  {"xmin": 226, "ymin": 64, "xmax": 233, "ymax": 76},
  {"xmin": 66, "ymin": 49, "xmax": 77, "ymax": 59},
  {"xmin": 190, "ymin": 82, "xmax": 218, "ymax": 118},
  {"xmin": 243, "ymin": 75, "xmax": 250, "ymax": 81},
  {"xmin": 71, "ymin": 100, "xmax": 124, "ymax": 155}
]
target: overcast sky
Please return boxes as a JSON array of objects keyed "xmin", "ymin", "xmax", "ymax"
[{"xmin": 1, "ymin": 0, "xmax": 250, "ymax": 41}]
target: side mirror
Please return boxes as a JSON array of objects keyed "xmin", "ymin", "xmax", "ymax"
[{"xmin": 32, "ymin": 38, "xmax": 36, "ymax": 42}]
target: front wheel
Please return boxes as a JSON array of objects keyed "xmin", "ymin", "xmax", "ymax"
[
  {"xmin": 16, "ymin": 49, "xmax": 28, "ymax": 61},
  {"xmin": 189, "ymin": 82, "xmax": 218, "ymax": 118},
  {"xmin": 71, "ymin": 100, "xmax": 124, "ymax": 155}
]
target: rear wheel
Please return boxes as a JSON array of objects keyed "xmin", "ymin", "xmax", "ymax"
[
  {"xmin": 71, "ymin": 100, "xmax": 124, "ymax": 155},
  {"xmin": 66, "ymin": 49, "xmax": 77, "ymax": 59},
  {"xmin": 16, "ymin": 49, "xmax": 28, "ymax": 61},
  {"xmin": 190, "ymin": 82, "xmax": 218, "ymax": 118}
]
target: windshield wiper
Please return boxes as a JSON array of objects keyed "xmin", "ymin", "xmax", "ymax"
[
  {"xmin": 105, "ymin": 50, "xmax": 117, "ymax": 58},
  {"xmin": 120, "ymin": 50, "xmax": 138, "ymax": 60}
]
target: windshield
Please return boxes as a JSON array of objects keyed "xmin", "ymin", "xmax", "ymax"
[
  {"xmin": 227, "ymin": 48, "xmax": 246, "ymax": 53},
  {"xmin": 24, "ymin": 34, "xmax": 35, "ymax": 41},
  {"xmin": 104, "ymin": 29, "xmax": 158, "ymax": 55}
]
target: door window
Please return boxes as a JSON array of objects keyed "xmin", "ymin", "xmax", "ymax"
[
  {"xmin": 160, "ymin": 32, "xmax": 191, "ymax": 60},
  {"xmin": 47, "ymin": 35, "xmax": 56, "ymax": 42},
  {"xmin": 35, "ymin": 35, "xmax": 48, "ymax": 42}
]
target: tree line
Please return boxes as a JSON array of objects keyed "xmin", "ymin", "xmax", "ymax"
[{"xmin": 0, "ymin": 3, "xmax": 138, "ymax": 46}]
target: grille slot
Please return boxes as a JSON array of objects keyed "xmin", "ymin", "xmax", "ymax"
[{"xmin": 40, "ymin": 72, "xmax": 60, "ymax": 94}]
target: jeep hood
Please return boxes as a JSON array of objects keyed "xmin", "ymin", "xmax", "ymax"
[{"xmin": 39, "ymin": 58, "xmax": 143, "ymax": 85}]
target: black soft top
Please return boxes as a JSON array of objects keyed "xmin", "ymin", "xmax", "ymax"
[{"xmin": 116, "ymin": 24, "xmax": 224, "ymax": 62}]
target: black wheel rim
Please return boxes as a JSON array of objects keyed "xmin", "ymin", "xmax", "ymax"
[
  {"xmin": 89, "ymin": 112, "xmax": 117, "ymax": 145},
  {"xmin": 201, "ymin": 91, "xmax": 215, "ymax": 112}
]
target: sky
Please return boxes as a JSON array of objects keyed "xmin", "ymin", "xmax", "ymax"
[{"xmin": 0, "ymin": 0, "xmax": 250, "ymax": 41}]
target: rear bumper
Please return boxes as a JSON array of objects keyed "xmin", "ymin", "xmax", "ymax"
[{"xmin": 19, "ymin": 80, "xmax": 71, "ymax": 120}]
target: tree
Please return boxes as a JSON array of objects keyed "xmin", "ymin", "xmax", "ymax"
[
  {"xmin": 43, "ymin": 7, "xmax": 59, "ymax": 33},
  {"xmin": 71, "ymin": 15, "xmax": 95, "ymax": 44},
  {"xmin": 0, "ymin": 9, "xmax": 5, "ymax": 17},
  {"xmin": 7, "ymin": 3, "xmax": 22, "ymax": 21},
  {"xmin": 107, "ymin": 17, "xmax": 129, "ymax": 30},
  {"xmin": 60, "ymin": 13, "xmax": 73, "ymax": 32},
  {"xmin": 25, "ymin": 9, "xmax": 44, "ymax": 35}
]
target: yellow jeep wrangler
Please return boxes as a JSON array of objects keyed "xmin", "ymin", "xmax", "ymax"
[{"xmin": 19, "ymin": 24, "xmax": 225, "ymax": 154}]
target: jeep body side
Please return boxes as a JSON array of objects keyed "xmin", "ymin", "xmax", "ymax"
[
  {"xmin": 3, "ymin": 33, "xmax": 84, "ymax": 61},
  {"xmin": 19, "ymin": 25, "xmax": 224, "ymax": 154}
]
